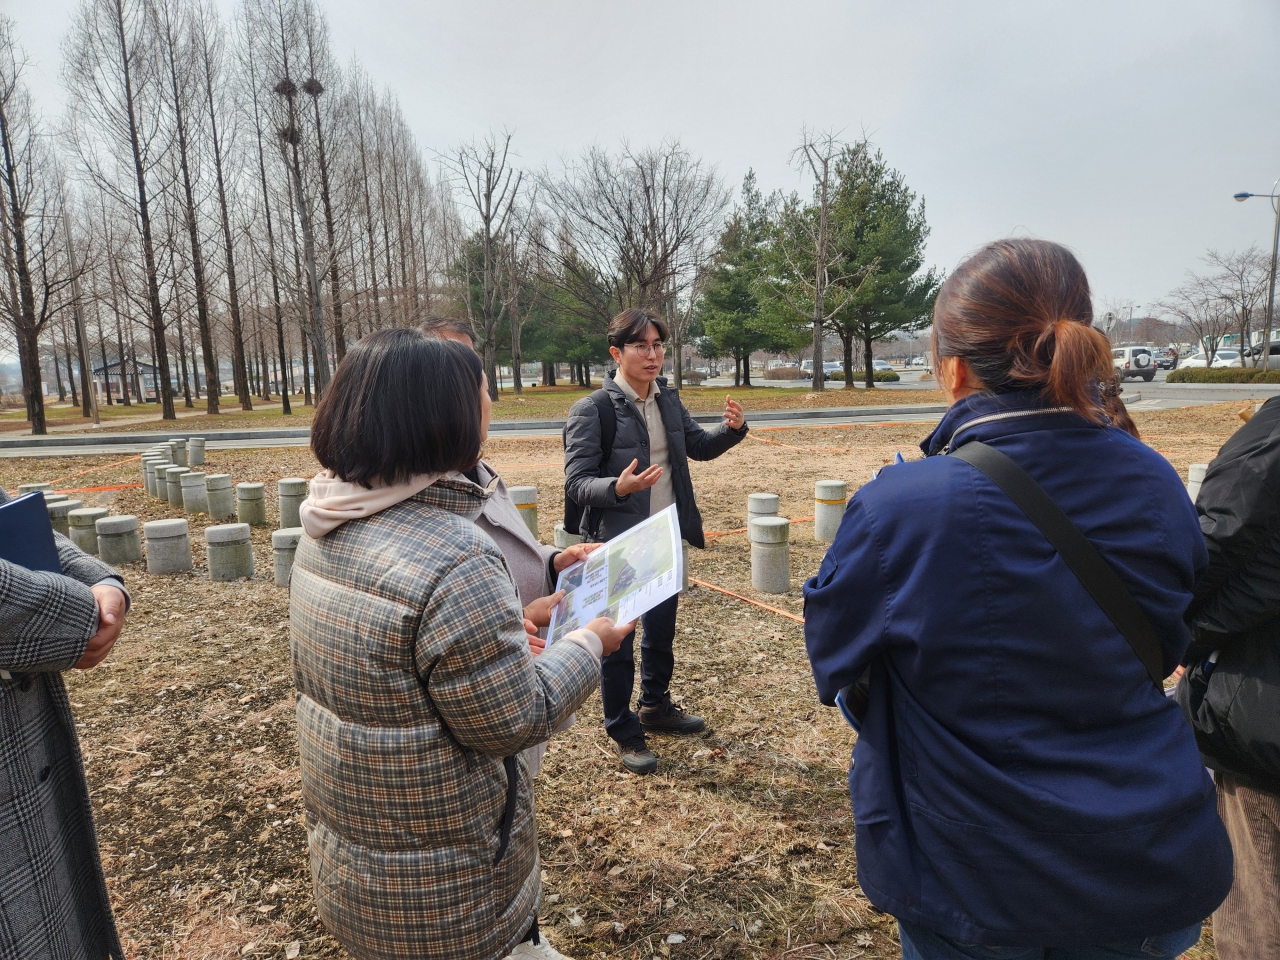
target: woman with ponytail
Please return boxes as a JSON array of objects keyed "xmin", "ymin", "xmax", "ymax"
[{"xmin": 804, "ymin": 239, "xmax": 1231, "ymax": 958}]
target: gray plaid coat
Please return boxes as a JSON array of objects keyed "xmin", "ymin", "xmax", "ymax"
[
  {"xmin": 290, "ymin": 477, "xmax": 601, "ymax": 960},
  {"xmin": 0, "ymin": 488, "xmax": 124, "ymax": 960}
]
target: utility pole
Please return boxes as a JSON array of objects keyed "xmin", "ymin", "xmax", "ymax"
[{"xmin": 63, "ymin": 205, "xmax": 99, "ymax": 427}]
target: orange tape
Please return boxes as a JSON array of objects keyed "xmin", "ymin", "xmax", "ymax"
[
  {"xmin": 56, "ymin": 484, "xmax": 143, "ymax": 494},
  {"xmin": 688, "ymin": 576, "xmax": 805, "ymax": 624},
  {"xmin": 45, "ymin": 455, "xmax": 142, "ymax": 486}
]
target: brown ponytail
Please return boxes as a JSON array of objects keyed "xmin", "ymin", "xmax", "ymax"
[{"xmin": 932, "ymin": 238, "xmax": 1116, "ymax": 426}]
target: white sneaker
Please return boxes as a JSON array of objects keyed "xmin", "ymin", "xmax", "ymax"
[{"xmin": 505, "ymin": 933, "xmax": 574, "ymax": 960}]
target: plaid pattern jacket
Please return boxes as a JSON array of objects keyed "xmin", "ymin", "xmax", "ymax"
[
  {"xmin": 290, "ymin": 477, "xmax": 601, "ymax": 960},
  {"xmin": 0, "ymin": 488, "xmax": 124, "ymax": 960}
]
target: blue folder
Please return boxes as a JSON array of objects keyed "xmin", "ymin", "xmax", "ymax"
[{"xmin": 0, "ymin": 493, "xmax": 61, "ymax": 573}]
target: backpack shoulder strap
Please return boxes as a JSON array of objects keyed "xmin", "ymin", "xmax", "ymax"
[
  {"xmin": 591, "ymin": 389, "xmax": 616, "ymax": 465},
  {"xmin": 950, "ymin": 440, "xmax": 1165, "ymax": 688}
]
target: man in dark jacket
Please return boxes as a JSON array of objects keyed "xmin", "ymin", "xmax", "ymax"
[
  {"xmin": 1180, "ymin": 396, "xmax": 1280, "ymax": 960},
  {"xmin": 0, "ymin": 487, "xmax": 130, "ymax": 959},
  {"xmin": 564, "ymin": 309, "xmax": 747, "ymax": 774}
]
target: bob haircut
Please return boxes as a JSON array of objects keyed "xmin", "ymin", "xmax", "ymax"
[
  {"xmin": 311, "ymin": 328, "xmax": 484, "ymax": 487},
  {"xmin": 607, "ymin": 308, "xmax": 669, "ymax": 350}
]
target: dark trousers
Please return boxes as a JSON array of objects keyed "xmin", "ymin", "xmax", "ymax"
[{"xmin": 600, "ymin": 593, "xmax": 679, "ymax": 743}]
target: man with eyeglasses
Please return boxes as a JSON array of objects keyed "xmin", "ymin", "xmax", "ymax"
[{"xmin": 564, "ymin": 308, "xmax": 748, "ymax": 774}]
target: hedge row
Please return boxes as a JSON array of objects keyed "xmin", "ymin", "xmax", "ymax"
[
  {"xmin": 1166, "ymin": 368, "xmax": 1280, "ymax": 384},
  {"xmin": 828, "ymin": 370, "xmax": 902, "ymax": 383}
]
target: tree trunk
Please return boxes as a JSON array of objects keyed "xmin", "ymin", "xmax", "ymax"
[
  {"xmin": 301, "ymin": 327, "xmax": 312, "ymax": 405},
  {"xmin": 842, "ymin": 332, "xmax": 855, "ymax": 387},
  {"xmin": 308, "ymin": 92, "xmax": 346, "ymax": 362},
  {"xmin": 743, "ymin": 352, "xmax": 753, "ymax": 387},
  {"xmin": 541, "ymin": 360, "xmax": 555, "ymax": 387},
  {"xmin": 20, "ymin": 326, "xmax": 46, "ymax": 432},
  {"xmin": 863, "ymin": 335, "xmax": 876, "ymax": 390},
  {"xmin": 63, "ymin": 325, "xmax": 79, "ymax": 409}
]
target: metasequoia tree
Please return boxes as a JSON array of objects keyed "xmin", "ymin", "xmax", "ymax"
[{"xmin": 65, "ymin": 0, "xmax": 177, "ymax": 418}]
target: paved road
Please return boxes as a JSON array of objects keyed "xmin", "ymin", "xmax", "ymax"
[{"xmin": 4, "ymin": 373, "xmax": 1277, "ymax": 458}]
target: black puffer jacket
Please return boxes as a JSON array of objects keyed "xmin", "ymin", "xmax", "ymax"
[
  {"xmin": 1178, "ymin": 396, "xmax": 1280, "ymax": 794},
  {"xmin": 563, "ymin": 372, "xmax": 746, "ymax": 547}
]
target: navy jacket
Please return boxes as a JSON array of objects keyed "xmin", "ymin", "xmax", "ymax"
[{"xmin": 803, "ymin": 390, "xmax": 1232, "ymax": 947}]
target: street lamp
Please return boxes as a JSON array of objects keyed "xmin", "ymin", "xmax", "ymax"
[{"xmin": 1234, "ymin": 178, "xmax": 1280, "ymax": 372}]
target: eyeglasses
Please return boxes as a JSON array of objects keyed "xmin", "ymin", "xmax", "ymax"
[{"xmin": 627, "ymin": 342, "xmax": 665, "ymax": 357}]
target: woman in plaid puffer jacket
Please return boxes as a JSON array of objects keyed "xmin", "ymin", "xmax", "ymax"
[{"xmin": 291, "ymin": 331, "xmax": 626, "ymax": 960}]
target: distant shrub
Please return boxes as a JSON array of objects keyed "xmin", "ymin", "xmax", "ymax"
[
  {"xmin": 763, "ymin": 365, "xmax": 803, "ymax": 380},
  {"xmin": 828, "ymin": 370, "xmax": 901, "ymax": 383},
  {"xmin": 1166, "ymin": 368, "xmax": 1280, "ymax": 383}
]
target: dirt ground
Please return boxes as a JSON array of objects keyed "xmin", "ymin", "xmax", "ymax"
[{"xmin": 0, "ymin": 402, "xmax": 1251, "ymax": 960}]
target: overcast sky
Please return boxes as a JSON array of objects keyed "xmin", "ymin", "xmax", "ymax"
[{"xmin": 5, "ymin": 0, "xmax": 1280, "ymax": 318}]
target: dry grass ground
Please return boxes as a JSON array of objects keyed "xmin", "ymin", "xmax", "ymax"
[
  {"xmin": 0, "ymin": 384, "xmax": 942, "ymax": 435},
  {"xmin": 0, "ymin": 402, "xmax": 1249, "ymax": 960}
]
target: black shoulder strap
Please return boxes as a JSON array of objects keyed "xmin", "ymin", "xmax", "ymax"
[
  {"xmin": 950, "ymin": 441, "xmax": 1165, "ymax": 688},
  {"xmin": 591, "ymin": 389, "xmax": 616, "ymax": 465}
]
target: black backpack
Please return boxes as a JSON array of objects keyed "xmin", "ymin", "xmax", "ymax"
[{"xmin": 563, "ymin": 389, "xmax": 617, "ymax": 537}]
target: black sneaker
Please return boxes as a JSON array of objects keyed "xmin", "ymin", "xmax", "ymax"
[
  {"xmin": 638, "ymin": 698, "xmax": 706, "ymax": 735},
  {"xmin": 616, "ymin": 736, "xmax": 657, "ymax": 775}
]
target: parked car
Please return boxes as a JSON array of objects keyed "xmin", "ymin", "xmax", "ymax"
[
  {"xmin": 1112, "ymin": 346, "xmax": 1155, "ymax": 381},
  {"xmin": 1181, "ymin": 349, "xmax": 1244, "ymax": 369},
  {"xmin": 1152, "ymin": 350, "xmax": 1176, "ymax": 370},
  {"xmin": 908, "ymin": 357, "xmax": 928, "ymax": 367},
  {"xmin": 1247, "ymin": 341, "xmax": 1280, "ymax": 365},
  {"xmin": 872, "ymin": 359, "xmax": 893, "ymax": 372}
]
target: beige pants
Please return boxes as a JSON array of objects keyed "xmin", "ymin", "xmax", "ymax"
[{"xmin": 1215, "ymin": 772, "xmax": 1280, "ymax": 960}]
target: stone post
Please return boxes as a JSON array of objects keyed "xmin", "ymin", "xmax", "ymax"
[
  {"xmin": 68, "ymin": 507, "xmax": 109, "ymax": 555},
  {"xmin": 749, "ymin": 516, "xmax": 791, "ymax": 594},
  {"xmin": 144, "ymin": 518, "xmax": 192, "ymax": 574},
  {"xmin": 188, "ymin": 437, "xmax": 206, "ymax": 466},
  {"xmin": 814, "ymin": 480, "xmax": 848, "ymax": 543},
  {"xmin": 236, "ymin": 482, "xmax": 267, "ymax": 526},
  {"xmin": 1187, "ymin": 464, "xmax": 1208, "ymax": 503},
  {"xmin": 96, "ymin": 515, "xmax": 143, "ymax": 564},
  {"xmin": 278, "ymin": 478, "xmax": 307, "ymax": 529},
  {"xmin": 206, "ymin": 474, "xmax": 236, "ymax": 521},
  {"xmin": 165, "ymin": 466, "xmax": 191, "ymax": 507},
  {"xmin": 747, "ymin": 492, "xmax": 780, "ymax": 528},
  {"xmin": 509, "ymin": 485, "xmax": 539, "ymax": 541},
  {"xmin": 43, "ymin": 493, "xmax": 68, "ymax": 505},
  {"xmin": 17, "ymin": 482, "xmax": 52, "ymax": 495},
  {"xmin": 681, "ymin": 539, "xmax": 691, "ymax": 591},
  {"xmin": 272, "ymin": 527, "xmax": 303, "ymax": 587},
  {"xmin": 168, "ymin": 437, "xmax": 188, "ymax": 467},
  {"xmin": 143, "ymin": 460, "xmax": 166, "ymax": 498},
  {"xmin": 554, "ymin": 523, "xmax": 582, "ymax": 549},
  {"xmin": 205, "ymin": 523, "xmax": 255, "ymax": 581},
  {"xmin": 181, "ymin": 472, "xmax": 209, "ymax": 515},
  {"xmin": 47, "ymin": 499, "xmax": 84, "ymax": 537}
]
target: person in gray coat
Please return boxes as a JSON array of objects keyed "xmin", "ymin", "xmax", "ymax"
[
  {"xmin": 564, "ymin": 308, "xmax": 747, "ymax": 774},
  {"xmin": 0, "ymin": 487, "xmax": 130, "ymax": 960}
]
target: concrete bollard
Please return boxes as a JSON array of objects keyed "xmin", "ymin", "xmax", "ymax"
[
  {"xmin": 187, "ymin": 437, "xmax": 206, "ymax": 466},
  {"xmin": 180, "ymin": 472, "xmax": 209, "ymax": 515},
  {"xmin": 553, "ymin": 523, "xmax": 582, "ymax": 549},
  {"xmin": 68, "ymin": 507, "xmax": 109, "ymax": 555},
  {"xmin": 814, "ymin": 480, "xmax": 849, "ymax": 543},
  {"xmin": 509, "ymin": 486, "xmax": 539, "ymax": 541},
  {"xmin": 205, "ymin": 523, "xmax": 254, "ymax": 581},
  {"xmin": 272, "ymin": 527, "xmax": 303, "ymax": 587},
  {"xmin": 681, "ymin": 539, "xmax": 691, "ymax": 591},
  {"xmin": 206, "ymin": 474, "xmax": 236, "ymax": 521},
  {"xmin": 142, "ymin": 460, "xmax": 165, "ymax": 498},
  {"xmin": 236, "ymin": 482, "xmax": 267, "ymax": 526},
  {"xmin": 42, "ymin": 493, "xmax": 68, "ymax": 505},
  {"xmin": 165, "ymin": 467, "xmax": 191, "ymax": 507},
  {"xmin": 96, "ymin": 515, "xmax": 142, "ymax": 564},
  {"xmin": 47, "ymin": 499, "xmax": 84, "ymax": 537},
  {"xmin": 749, "ymin": 516, "xmax": 791, "ymax": 594},
  {"xmin": 278, "ymin": 478, "xmax": 307, "ymax": 529},
  {"xmin": 144, "ymin": 518, "xmax": 192, "ymax": 574},
  {"xmin": 1187, "ymin": 464, "xmax": 1208, "ymax": 503},
  {"xmin": 747, "ymin": 492, "xmax": 780, "ymax": 528},
  {"xmin": 168, "ymin": 438, "xmax": 188, "ymax": 467},
  {"xmin": 17, "ymin": 482, "xmax": 53, "ymax": 496}
]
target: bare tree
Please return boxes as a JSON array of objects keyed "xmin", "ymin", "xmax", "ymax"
[
  {"xmin": 1204, "ymin": 247, "xmax": 1271, "ymax": 369},
  {"xmin": 447, "ymin": 131, "xmax": 522, "ymax": 399},
  {"xmin": 1157, "ymin": 274, "xmax": 1233, "ymax": 361},
  {"xmin": 65, "ymin": 0, "xmax": 178, "ymax": 419},
  {"xmin": 0, "ymin": 17, "xmax": 80, "ymax": 433}
]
